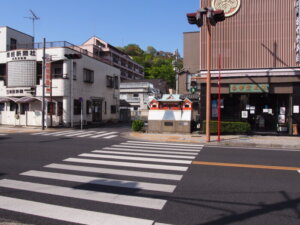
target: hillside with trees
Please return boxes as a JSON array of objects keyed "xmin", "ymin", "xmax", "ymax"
[{"xmin": 118, "ymin": 44, "xmax": 183, "ymax": 89}]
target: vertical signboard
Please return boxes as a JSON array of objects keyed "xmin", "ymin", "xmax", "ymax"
[
  {"xmin": 45, "ymin": 62, "xmax": 51, "ymax": 94},
  {"xmin": 296, "ymin": 0, "xmax": 300, "ymax": 62}
]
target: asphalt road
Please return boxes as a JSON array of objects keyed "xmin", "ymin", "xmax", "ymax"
[{"xmin": 0, "ymin": 128, "xmax": 299, "ymax": 225}]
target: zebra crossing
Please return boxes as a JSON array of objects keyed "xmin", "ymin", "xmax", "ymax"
[
  {"xmin": 31, "ymin": 129, "xmax": 119, "ymax": 139},
  {"xmin": 0, "ymin": 140, "xmax": 204, "ymax": 225}
]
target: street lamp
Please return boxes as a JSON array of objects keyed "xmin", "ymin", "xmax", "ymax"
[{"xmin": 186, "ymin": 7, "xmax": 225, "ymax": 142}]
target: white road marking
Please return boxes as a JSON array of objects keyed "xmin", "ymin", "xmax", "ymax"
[
  {"xmin": 45, "ymin": 163, "xmax": 183, "ymax": 181},
  {"xmin": 154, "ymin": 223, "xmax": 174, "ymax": 225},
  {"xmin": 103, "ymin": 147, "xmax": 198, "ymax": 155},
  {"xmin": 79, "ymin": 153, "xmax": 192, "ymax": 165},
  {"xmin": 77, "ymin": 131, "xmax": 104, "ymax": 137},
  {"xmin": 113, "ymin": 145, "xmax": 200, "ymax": 152},
  {"xmin": 91, "ymin": 132, "xmax": 118, "ymax": 138},
  {"xmin": 121, "ymin": 143, "xmax": 203, "ymax": 150},
  {"xmin": 64, "ymin": 158, "xmax": 188, "ymax": 171},
  {"xmin": 0, "ymin": 196, "xmax": 154, "ymax": 225},
  {"xmin": 42, "ymin": 130, "xmax": 74, "ymax": 136},
  {"xmin": 0, "ymin": 179, "xmax": 166, "ymax": 210},
  {"xmin": 127, "ymin": 140, "xmax": 204, "ymax": 147},
  {"xmin": 103, "ymin": 135, "xmax": 118, "ymax": 139},
  {"xmin": 31, "ymin": 132, "xmax": 48, "ymax": 135},
  {"xmin": 92, "ymin": 150, "xmax": 195, "ymax": 159},
  {"xmin": 64, "ymin": 131, "xmax": 92, "ymax": 137},
  {"xmin": 21, "ymin": 170, "xmax": 176, "ymax": 193},
  {"xmin": 51, "ymin": 130, "xmax": 85, "ymax": 136}
]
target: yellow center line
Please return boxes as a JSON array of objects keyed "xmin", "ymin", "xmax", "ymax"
[{"xmin": 192, "ymin": 161, "xmax": 300, "ymax": 171}]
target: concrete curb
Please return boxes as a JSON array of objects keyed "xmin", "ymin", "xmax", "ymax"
[{"xmin": 126, "ymin": 132, "xmax": 300, "ymax": 150}]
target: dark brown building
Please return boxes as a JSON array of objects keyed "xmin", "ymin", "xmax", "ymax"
[{"xmin": 180, "ymin": 0, "xmax": 300, "ymax": 134}]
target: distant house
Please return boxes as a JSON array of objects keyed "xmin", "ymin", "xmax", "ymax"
[
  {"xmin": 119, "ymin": 80, "xmax": 165, "ymax": 120},
  {"xmin": 148, "ymin": 94, "xmax": 193, "ymax": 133}
]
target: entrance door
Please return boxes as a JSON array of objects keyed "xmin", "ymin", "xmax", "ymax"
[{"xmin": 92, "ymin": 100, "xmax": 102, "ymax": 122}]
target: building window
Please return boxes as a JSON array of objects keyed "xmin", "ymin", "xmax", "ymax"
[
  {"xmin": 111, "ymin": 105, "xmax": 117, "ymax": 114},
  {"xmin": 106, "ymin": 75, "xmax": 118, "ymax": 88},
  {"xmin": 10, "ymin": 102, "xmax": 17, "ymax": 112},
  {"xmin": 114, "ymin": 76, "xmax": 119, "ymax": 88},
  {"xmin": 57, "ymin": 102, "xmax": 63, "ymax": 116},
  {"xmin": 47, "ymin": 102, "xmax": 56, "ymax": 115},
  {"xmin": 0, "ymin": 103, "xmax": 4, "ymax": 111},
  {"xmin": 133, "ymin": 106, "xmax": 139, "ymax": 111},
  {"xmin": 10, "ymin": 38, "xmax": 17, "ymax": 50},
  {"xmin": 20, "ymin": 103, "xmax": 29, "ymax": 115},
  {"xmin": 54, "ymin": 67, "xmax": 63, "ymax": 76},
  {"xmin": 73, "ymin": 62, "xmax": 77, "ymax": 80},
  {"xmin": 74, "ymin": 99, "xmax": 81, "ymax": 115},
  {"xmin": 83, "ymin": 68, "xmax": 94, "ymax": 83},
  {"xmin": 106, "ymin": 75, "xmax": 114, "ymax": 88},
  {"xmin": 86, "ymin": 100, "xmax": 92, "ymax": 114},
  {"xmin": 104, "ymin": 101, "xmax": 107, "ymax": 114},
  {"xmin": 164, "ymin": 122, "xmax": 173, "ymax": 126},
  {"xmin": 133, "ymin": 93, "xmax": 139, "ymax": 98}
]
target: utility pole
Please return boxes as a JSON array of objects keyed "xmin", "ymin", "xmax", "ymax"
[
  {"xmin": 172, "ymin": 49, "xmax": 179, "ymax": 94},
  {"xmin": 206, "ymin": 20, "xmax": 212, "ymax": 142},
  {"xmin": 42, "ymin": 38, "xmax": 46, "ymax": 130}
]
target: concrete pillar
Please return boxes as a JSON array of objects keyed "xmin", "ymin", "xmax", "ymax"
[{"xmin": 63, "ymin": 97, "xmax": 70, "ymax": 127}]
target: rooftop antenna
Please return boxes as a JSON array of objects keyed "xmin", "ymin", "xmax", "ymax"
[{"xmin": 24, "ymin": 9, "xmax": 40, "ymax": 41}]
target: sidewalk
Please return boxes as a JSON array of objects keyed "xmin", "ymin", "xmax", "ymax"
[
  {"xmin": 129, "ymin": 132, "xmax": 300, "ymax": 149},
  {"xmin": 0, "ymin": 125, "xmax": 62, "ymax": 134}
]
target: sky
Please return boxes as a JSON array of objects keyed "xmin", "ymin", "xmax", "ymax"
[{"xmin": 0, "ymin": 0, "xmax": 200, "ymax": 55}]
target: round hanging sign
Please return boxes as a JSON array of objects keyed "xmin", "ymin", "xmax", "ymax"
[{"xmin": 211, "ymin": 0, "xmax": 241, "ymax": 17}]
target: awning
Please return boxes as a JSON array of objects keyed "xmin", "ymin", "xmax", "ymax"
[
  {"xmin": 0, "ymin": 96, "xmax": 58, "ymax": 103},
  {"xmin": 0, "ymin": 97, "xmax": 19, "ymax": 103}
]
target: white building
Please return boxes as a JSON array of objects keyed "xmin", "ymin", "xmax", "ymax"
[
  {"xmin": 0, "ymin": 26, "xmax": 120, "ymax": 127},
  {"xmin": 119, "ymin": 80, "xmax": 163, "ymax": 119}
]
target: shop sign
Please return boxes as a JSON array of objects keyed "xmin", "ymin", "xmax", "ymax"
[
  {"xmin": 212, "ymin": 0, "xmax": 241, "ymax": 17},
  {"xmin": 296, "ymin": 0, "xmax": 300, "ymax": 62},
  {"xmin": 229, "ymin": 84, "xmax": 269, "ymax": 93}
]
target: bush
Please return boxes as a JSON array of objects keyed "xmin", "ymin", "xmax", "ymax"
[
  {"xmin": 132, "ymin": 120, "xmax": 144, "ymax": 132},
  {"xmin": 202, "ymin": 120, "xmax": 251, "ymax": 134}
]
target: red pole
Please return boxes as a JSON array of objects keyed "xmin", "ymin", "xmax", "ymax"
[{"xmin": 217, "ymin": 54, "xmax": 221, "ymax": 142}]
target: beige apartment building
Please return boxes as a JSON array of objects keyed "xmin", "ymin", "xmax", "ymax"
[{"xmin": 80, "ymin": 37, "xmax": 144, "ymax": 81}]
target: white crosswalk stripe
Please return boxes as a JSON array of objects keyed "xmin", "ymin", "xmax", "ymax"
[
  {"xmin": 64, "ymin": 157, "xmax": 189, "ymax": 171},
  {"xmin": 0, "ymin": 196, "xmax": 155, "ymax": 225},
  {"xmin": 45, "ymin": 163, "xmax": 183, "ymax": 181},
  {"xmin": 31, "ymin": 130, "xmax": 119, "ymax": 139},
  {"xmin": 103, "ymin": 147, "xmax": 198, "ymax": 155},
  {"xmin": 92, "ymin": 150, "xmax": 196, "ymax": 159},
  {"xmin": 0, "ymin": 179, "xmax": 166, "ymax": 209},
  {"xmin": 79, "ymin": 153, "xmax": 192, "ymax": 164},
  {"xmin": 90, "ymin": 131, "xmax": 118, "ymax": 138},
  {"xmin": 113, "ymin": 144, "xmax": 200, "ymax": 152},
  {"xmin": 0, "ymin": 140, "xmax": 202, "ymax": 224}
]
